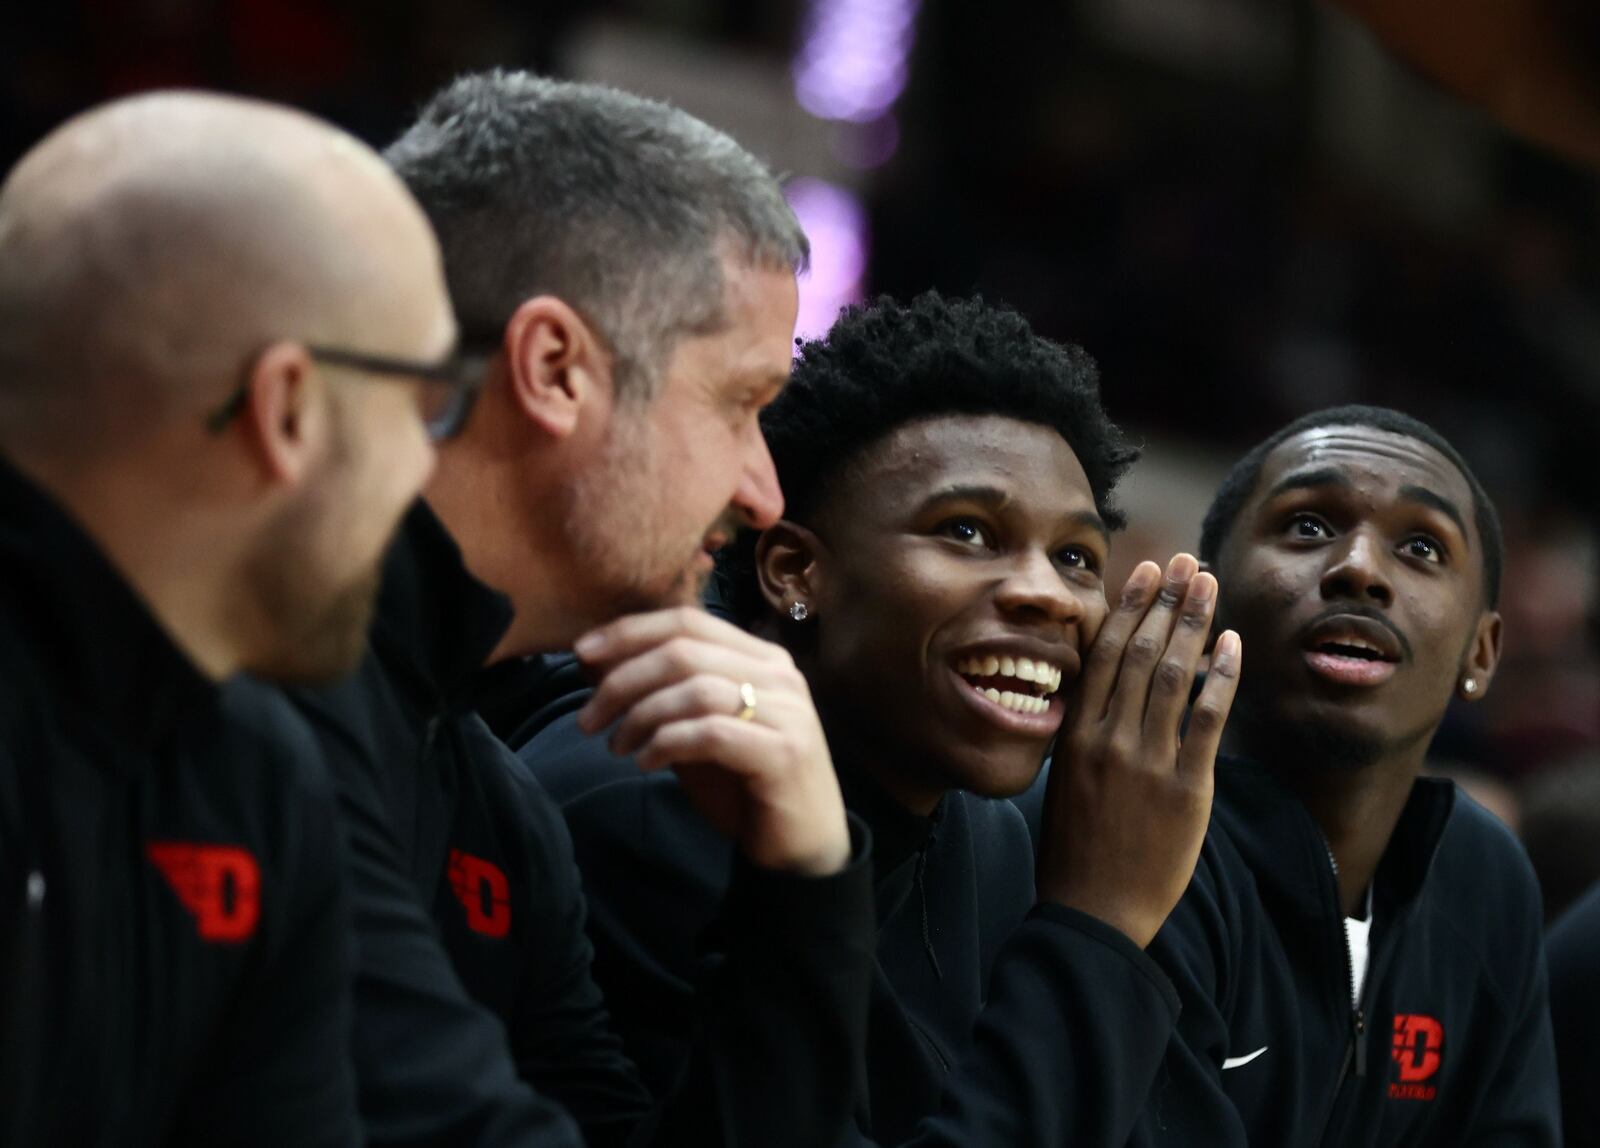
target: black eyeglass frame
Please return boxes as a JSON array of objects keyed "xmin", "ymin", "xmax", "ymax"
[{"xmin": 205, "ymin": 336, "xmax": 499, "ymax": 441}]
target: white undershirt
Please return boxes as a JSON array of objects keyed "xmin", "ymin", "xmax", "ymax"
[{"xmin": 1344, "ymin": 886, "xmax": 1375, "ymax": 1006}]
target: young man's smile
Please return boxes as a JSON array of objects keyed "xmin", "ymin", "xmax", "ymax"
[{"xmin": 798, "ymin": 414, "xmax": 1109, "ymax": 803}]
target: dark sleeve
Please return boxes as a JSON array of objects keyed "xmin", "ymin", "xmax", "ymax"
[
  {"xmin": 494, "ymin": 756, "xmax": 653, "ymax": 1147},
  {"xmin": 866, "ymin": 906, "xmax": 1185, "ymax": 1148},
  {"xmin": 301, "ymin": 690, "xmax": 589, "ymax": 1148},
  {"xmin": 531, "ymin": 719, "xmax": 876, "ymax": 1148},
  {"xmin": 1459, "ymin": 868, "xmax": 1562, "ymax": 1147},
  {"xmin": 167, "ymin": 705, "xmax": 360, "ymax": 1148},
  {"xmin": 529, "ymin": 708, "xmax": 880, "ymax": 1148},
  {"xmin": 1130, "ymin": 840, "xmax": 1252, "ymax": 1148},
  {"xmin": 1550, "ymin": 884, "xmax": 1600, "ymax": 1148},
  {"xmin": 646, "ymin": 820, "xmax": 877, "ymax": 1148}
]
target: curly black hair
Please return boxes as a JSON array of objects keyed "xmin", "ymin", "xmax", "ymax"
[
  {"xmin": 1198, "ymin": 404, "xmax": 1503, "ymax": 607},
  {"xmin": 715, "ymin": 291, "xmax": 1139, "ymax": 623}
]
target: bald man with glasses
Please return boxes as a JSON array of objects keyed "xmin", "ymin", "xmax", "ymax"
[{"xmin": 0, "ymin": 91, "xmax": 461, "ymax": 1147}]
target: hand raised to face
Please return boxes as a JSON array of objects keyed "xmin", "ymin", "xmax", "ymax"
[
  {"xmin": 574, "ymin": 607, "xmax": 851, "ymax": 877},
  {"xmin": 1035, "ymin": 554, "xmax": 1242, "ymax": 948}
]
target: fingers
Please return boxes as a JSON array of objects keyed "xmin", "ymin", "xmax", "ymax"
[
  {"xmin": 575, "ymin": 636, "xmax": 786, "ymax": 734},
  {"xmin": 631, "ymin": 714, "xmax": 788, "ymax": 777},
  {"xmin": 1103, "ymin": 554, "xmax": 1199, "ymax": 733},
  {"xmin": 1177, "ymin": 629, "xmax": 1242, "ymax": 781},
  {"xmin": 574, "ymin": 606, "xmax": 779, "ymax": 673},
  {"xmin": 608, "ymin": 674, "xmax": 799, "ymax": 757},
  {"xmin": 1140, "ymin": 571, "xmax": 1218, "ymax": 740},
  {"xmin": 1074, "ymin": 561, "xmax": 1161, "ymax": 722}
]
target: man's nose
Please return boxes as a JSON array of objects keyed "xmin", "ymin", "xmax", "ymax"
[
  {"xmin": 1320, "ymin": 530, "xmax": 1393, "ymax": 606},
  {"xmin": 731, "ymin": 424, "xmax": 784, "ymax": 530}
]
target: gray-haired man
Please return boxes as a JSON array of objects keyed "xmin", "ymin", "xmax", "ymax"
[{"xmin": 292, "ymin": 72, "xmax": 875, "ymax": 1148}]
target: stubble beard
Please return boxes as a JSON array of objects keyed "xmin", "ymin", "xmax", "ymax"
[
  {"xmin": 243, "ymin": 519, "xmax": 385, "ymax": 684},
  {"xmin": 562, "ymin": 411, "xmax": 706, "ymax": 625},
  {"xmin": 241, "ymin": 400, "xmax": 391, "ymax": 684}
]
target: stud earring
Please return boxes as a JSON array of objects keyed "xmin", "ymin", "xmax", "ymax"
[
  {"xmin": 1462, "ymin": 678, "xmax": 1478, "ymax": 695},
  {"xmin": 788, "ymin": 601, "xmax": 809, "ymax": 622}
]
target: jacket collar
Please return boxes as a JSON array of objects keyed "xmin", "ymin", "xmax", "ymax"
[
  {"xmin": 370, "ymin": 499, "xmax": 515, "ymax": 716},
  {"xmin": 1215, "ymin": 755, "xmax": 1455, "ymax": 917},
  {"xmin": 835, "ymin": 761, "xmax": 943, "ymax": 925},
  {"xmin": 0, "ymin": 455, "xmax": 216, "ymax": 759}
]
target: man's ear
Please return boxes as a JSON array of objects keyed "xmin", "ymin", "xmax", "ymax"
[
  {"xmin": 1458, "ymin": 610, "xmax": 1503, "ymax": 701},
  {"xmin": 755, "ymin": 520, "xmax": 825, "ymax": 618},
  {"xmin": 503, "ymin": 296, "xmax": 613, "ymax": 440},
  {"xmin": 238, "ymin": 341, "xmax": 325, "ymax": 486}
]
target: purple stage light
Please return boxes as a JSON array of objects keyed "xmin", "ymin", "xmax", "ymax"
[
  {"xmin": 785, "ymin": 177, "xmax": 869, "ymax": 345},
  {"xmin": 794, "ymin": 0, "xmax": 922, "ymax": 125}
]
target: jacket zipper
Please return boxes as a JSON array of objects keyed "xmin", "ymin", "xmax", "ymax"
[{"xmin": 1315, "ymin": 845, "xmax": 1368, "ymax": 1146}]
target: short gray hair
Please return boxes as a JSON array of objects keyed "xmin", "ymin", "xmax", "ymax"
[{"xmin": 385, "ymin": 70, "xmax": 809, "ymax": 400}]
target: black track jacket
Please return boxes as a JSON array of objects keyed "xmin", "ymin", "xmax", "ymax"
[
  {"xmin": 514, "ymin": 663, "xmax": 1185, "ymax": 1148},
  {"xmin": 292, "ymin": 503, "xmax": 877, "ymax": 1148},
  {"xmin": 1548, "ymin": 882, "xmax": 1600, "ymax": 1146},
  {"xmin": 1137, "ymin": 757, "xmax": 1560, "ymax": 1146},
  {"xmin": 0, "ymin": 459, "xmax": 359, "ymax": 1148}
]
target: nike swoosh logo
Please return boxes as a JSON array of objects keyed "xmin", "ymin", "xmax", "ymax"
[{"xmin": 1222, "ymin": 1046, "xmax": 1268, "ymax": 1070}]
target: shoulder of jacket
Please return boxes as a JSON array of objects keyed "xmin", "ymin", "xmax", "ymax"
[
  {"xmin": 1439, "ymin": 785, "xmax": 1541, "ymax": 901},
  {"xmin": 216, "ymin": 679, "xmax": 340, "ymax": 802}
]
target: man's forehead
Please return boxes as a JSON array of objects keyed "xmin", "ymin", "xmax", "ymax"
[{"xmin": 1260, "ymin": 425, "xmax": 1469, "ymax": 501}]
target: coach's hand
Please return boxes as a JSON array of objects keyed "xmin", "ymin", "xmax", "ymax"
[
  {"xmin": 573, "ymin": 607, "xmax": 851, "ymax": 878},
  {"xmin": 1035, "ymin": 554, "xmax": 1242, "ymax": 948}
]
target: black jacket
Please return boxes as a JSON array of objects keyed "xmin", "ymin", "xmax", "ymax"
[
  {"xmin": 293, "ymin": 503, "xmax": 878, "ymax": 1148},
  {"xmin": 1548, "ymin": 882, "xmax": 1600, "ymax": 1146},
  {"xmin": 0, "ymin": 459, "xmax": 358, "ymax": 1148},
  {"xmin": 516, "ymin": 669, "xmax": 1185, "ymax": 1147},
  {"xmin": 1139, "ymin": 757, "xmax": 1560, "ymax": 1146}
]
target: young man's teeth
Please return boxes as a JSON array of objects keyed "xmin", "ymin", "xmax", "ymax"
[
  {"xmin": 980, "ymin": 687, "xmax": 1049, "ymax": 715},
  {"xmin": 955, "ymin": 655, "xmax": 1064, "ymax": 696}
]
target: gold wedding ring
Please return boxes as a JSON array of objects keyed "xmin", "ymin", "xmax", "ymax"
[{"xmin": 736, "ymin": 681, "xmax": 758, "ymax": 722}]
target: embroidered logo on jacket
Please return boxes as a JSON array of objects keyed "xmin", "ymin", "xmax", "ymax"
[
  {"xmin": 146, "ymin": 843, "xmax": 261, "ymax": 943},
  {"xmin": 1389, "ymin": 1014, "xmax": 1443, "ymax": 1100},
  {"xmin": 447, "ymin": 849, "xmax": 512, "ymax": 937}
]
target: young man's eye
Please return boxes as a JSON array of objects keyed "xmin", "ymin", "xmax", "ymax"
[
  {"xmin": 1289, "ymin": 514, "xmax": 1329, "ymax": 539},
  {"xmin": 1055, "ymin": 546, "xmax": 1098, "ymax": 572},
  {"xmin": 940, "ymin": 519, "xmax": 993, "ymax": 548},
  {"xmin": 1402, "ymin": 536, "xmax": 1444, "ymax": 564}
]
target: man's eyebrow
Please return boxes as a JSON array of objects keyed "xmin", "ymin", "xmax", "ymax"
[
  {"xmin": 920, "ymin": 483, "xmax": 1009, "ymax": 510},
  {"xmin": 1263, "ymin": 467, "xmax": 1352, "ymax": 501},
  {"xmin": 1065, "ymin": 508, "xmax": 1112, "ymax": 544},
  {"xmin": 1399, "ymin": 484, "xmax": 1470, "ymax": 543},
  {"xmin": 919, "ymin": 485, "xmax": 1110, "ymax": 543}
]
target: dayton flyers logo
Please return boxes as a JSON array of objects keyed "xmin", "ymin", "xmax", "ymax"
[
  {"xmin": 447, "ymin": 849, "xmax": 512, "ymax": 937},
  {"xmin": 1389, "ymin": 1014, "xmax": 1443, "ymax": 1101},
  {"xmin": 146, "ymin": 843, "xmax": 261, "ymax": 943}
]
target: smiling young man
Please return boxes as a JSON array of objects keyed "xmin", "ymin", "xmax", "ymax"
[
  {"xmin": 513, "ymin": 293, "xmax": 1243, "ymax": 1145},
  {"xmin": 1135, "ymin": 405, "xmax": 1558, "ymax": 1145},
  {"xmin": 290, "ymin": 72, "xmax": 873, "ymax": 1148}
]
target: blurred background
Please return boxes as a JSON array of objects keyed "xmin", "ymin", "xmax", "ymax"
[{"xmin": 4, "ymin": 0, "xmax": 1597, "ymax": 916}]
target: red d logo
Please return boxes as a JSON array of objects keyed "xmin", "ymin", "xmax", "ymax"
[
  {"xmin": 1391, "ymin": 1014, "xmax": 1443, "ymax": 1083},
  {"xmin": 447, "ymin": 849, "xmax": 512, "ymax": 937},
  {"xmin": 147, "ymin": 842, "xmax": 261, "ymax": 943}
]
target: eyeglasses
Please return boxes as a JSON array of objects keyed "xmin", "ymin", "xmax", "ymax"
[{"xmin": 205, "ymin": 338, "xmax": 497, "ymax": 441}]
